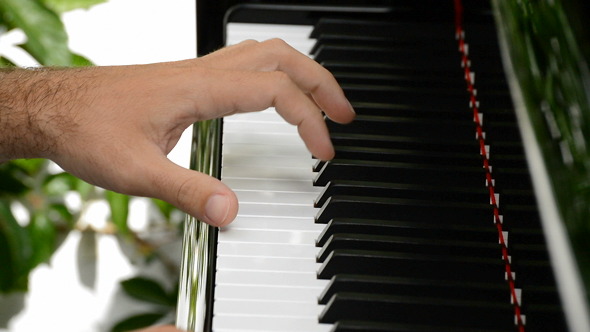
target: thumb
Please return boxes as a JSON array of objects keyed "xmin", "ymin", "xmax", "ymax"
[{"xmin": 144, "ymin": 157, "xmax": 238, "ymax": 227}]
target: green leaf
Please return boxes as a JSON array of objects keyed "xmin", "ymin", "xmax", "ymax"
[
  {"xmin": 0, "ymin": 199, "xmax": 32, "ymax": 292},
  {"xmin": 106, "ymin": 191, "xmax": 130, "ymax": 235},
  {"xmin": 75, "ymin": 178, "xmax": 94, "ymax": 201},
  {"xmin": 27, "ymin": 212, "xmax": 56, "ymax": 269},
  {"xmin": 0, "ymin": 221, "xmax": 16, "ymax": 292},
  {"xmin": 151, "ymin": 198, "xmax": 175, "ymax": 221},
  {"xmin": 40, "ymin": 0, "xmax": 108, "ymax": 14},
  {"xmin": 121, "ymin": 277, "xmax": 175, "ymax": 306},
  {"xmin": 110, "ymin": 312, "xmax": 167, "ymax": 332},
  {"xmin": 10, "ymin": 158, "xmax": 47, "ymax": 175},
  {"xmin": 43, "ymin": 172, "xmax": 77, "ymax": 196},
  {"xmin": 105, "ymin": 191, "xmax": 129, "ymax": 235},
  {"xmin": 0, "ymin": 0, "xmax": 71, "ymax": 66},
  {"xmin": 0, "ymin": 56, "xmax": 16, "ymax": 67},
  {"xmin": 48, "ymin": 203, "xmax": 74, "ymax": 226},
  {"xmin": 0, "ymin": 163, "xmax": 29, "ymax": 196},
  {"xmin": 72, "ymin": 53, "xmax": 93, "ymax": 67}
]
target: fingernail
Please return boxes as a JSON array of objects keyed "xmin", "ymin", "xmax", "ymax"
[
  {"xmin": 205, "ymin": 194, "xmax": 230, "ymax": 226},
  {"xmin": 347, "ymin": 100, "xmax": 356, "ymax": 115}
]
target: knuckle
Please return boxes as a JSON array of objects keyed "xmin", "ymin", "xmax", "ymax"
[
  {"xmin": 239, "ymin": 39, "xmax": 259, "ymax": 46},
  {"xmin": 262, "ymin": 38, "xmax": 290, "ymax": 53},
  {"xmin": 174, "ymin": 176, "xmax": 195, "ymax": 210}
]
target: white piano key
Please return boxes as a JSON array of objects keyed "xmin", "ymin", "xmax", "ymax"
[
  {"xmin": 223, "ymin": 108, "xmax": 283, "ymax": 122},
  {"xmin": 223, "ymin": 143, "xmax": 310, "ymax": 158},
  {"xmin": 212, "ymin": 315, "xmax": 331, "ymax": 332},
  {"xmin": 226, "ymin": 215, "xmax": 324, "ymax": 232},
  {"xmin": 223, "ymin": 120, "xmax": 296, "ymax": 135},
  {"xmin": 214, "ymin": 300, "xmax": 324, "ymax": 318},
  {"xmin": 226, "ymin": 23, "xmax": 315, "ymax": 54},
  {"xmin": 217, "ymin": 242, "xmax": 319, "ymax": 259},
  {"xmin": 222, "ymin": 178, "xmax": 320, "ymax": 193},
  {"xmin": 218, "ymin": 229, "xmax": 317, "ymax": 245},
  {"xmin": 223, "ymin": 132, "xmax": 302, "ymax": 146},
  {"xmin": 222, "ymin": 154, "xmax": 312, "ymax": 168},
  {"xmin": 221, "ymin": 165, "xmax": 311, "ymax": 180},
  {"xmin": 227, "ymin": 23, "xmax": 314, "ymax": 40},
  {"xmin": 236, "ymin": 202, "xmax": 317, "ymax": 218},
  {"xmin": 215, "ymin": 270, "xmax": 325, "ymax": 288},
  {"xmin": 233, "ymin": 190, "xmax": 315, "ymax": 205},
  {"xmin": 214, "ymin": 284, "xmax": 323, "ymax": 302}
]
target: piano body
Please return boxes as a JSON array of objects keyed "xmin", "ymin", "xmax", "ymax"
[{"xmin": 176, "ymin": 1, "xmax": 590, "ymax": 331}]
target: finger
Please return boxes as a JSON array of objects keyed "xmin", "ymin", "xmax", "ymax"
[
  {"xmin": 189, "ymin": 68, "xmax": 335, "ymax": 160},
  {"xmin": 139, "ymin": 155, "xmax": 238, "ymax": 227},
  {"xmin": 260, "ymin": 39, "xmax": 355, "ymax": 125},
  {"xmin": 197, "ymin": 39, "xmax": 356, "ymax": 124}
]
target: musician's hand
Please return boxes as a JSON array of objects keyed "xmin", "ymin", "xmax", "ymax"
[{"xmin": 0, "ymin": 39, "xmax": 354, "ymax": 227}]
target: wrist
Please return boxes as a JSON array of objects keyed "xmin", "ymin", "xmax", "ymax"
[{"xmin": 0, "ymin": 68, "xmax": 81, "ymax": 161}]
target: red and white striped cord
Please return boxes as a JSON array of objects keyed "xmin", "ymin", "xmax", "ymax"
[{"xmin": 454, "ymin": 0, "xmax": 526, "ymax": 330}]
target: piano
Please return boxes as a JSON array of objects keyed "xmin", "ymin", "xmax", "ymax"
[{"xmin": 176, "ymin": 1, "xmax": 590, "ymax": 331}]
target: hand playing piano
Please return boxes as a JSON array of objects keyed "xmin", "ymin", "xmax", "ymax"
[{"xmin": 0, "ymin": 39, "xmax": 355, "ymax": 227}]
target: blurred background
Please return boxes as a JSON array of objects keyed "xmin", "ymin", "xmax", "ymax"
[{"xmin": 0, "ymin": 0, "xmax": 196, "ymax": 331}]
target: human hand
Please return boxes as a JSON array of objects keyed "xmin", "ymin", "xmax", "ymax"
[{"xmin": 0, "ymin": 39, "xmax": 354, "ymax": 227}]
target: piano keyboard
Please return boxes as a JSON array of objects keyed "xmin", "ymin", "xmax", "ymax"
[{"xmin": 179, "ymin": 2, "xmax": 576, "ymax": 331}]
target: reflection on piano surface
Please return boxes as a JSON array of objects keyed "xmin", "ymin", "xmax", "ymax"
[{"xmin": 177, "ymin": 1, "xmax": 590, "ymax": 331}]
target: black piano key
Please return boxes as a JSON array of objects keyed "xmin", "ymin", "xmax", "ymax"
[
  {"xmin": 319, "ymin": 292, "xmax": 515, "ymax": 330},
  {"xmin": 315, "ymin": 218, "xmax": 502, "ymax": 248},
  {"xmin": 326, "ymin": 116, "xmax": 473, "ymax": 139},
  {"xmin": 349, "ymin": 103, "xmax": 468, "ymax": 119},
  {"xmin": 314, "ymin": 195, "xmax": 493, "ymax": 224},
  {"xmin": 329, "ymin": 145, "xmax": 482, "ymax": 167},
  {"xmin": 310, "ymin": 19, "xmax": 456, "ymax": 43},
  {"xmin": 314, "ymin": 45, "xmax": 460, "ymax": 71},
  {"xmin": 332, "ymin": 70, "xmax": 466, "ymax": 89},
  {"xmin": 316, "ymin": 233, "xmax": 501, "ymax": 263},
  {"xmin": 311, "ymin": 34, "xmax": 457, "ymax": 60},
  {"xmin": 317, "ymin": 249, "xmax": 506, "ymax": 282},
  {"xmin": 314, "ymin": 180, "xmax": 489, "ymax": 208},
  {"xmin": 329, "ymin": 320, "xmax": 507, "ymax": 332},
  {"xmin": 313, "ymin": 160, "xmax": 486, "ymax": 188},
  {"xmin": 330, "ymin": 133, "xmax": 481, "ymax": 156},
  {"xmin": 324, "ymin": 59, "xmax": 508, "ymax": 88},
  {"xmin": 318, "ymin": 274, "xmax": 510, "ymax": 306},
  {"xmin": 326, "ymin": 117, "xmax": 521, "ymax": 145},
  {"xmin": 341, "ymin": 85, "xmax": 474, "ymax": 109}
]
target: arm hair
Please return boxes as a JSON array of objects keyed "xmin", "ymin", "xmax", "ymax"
[{"xmin": 0, "ymin": 67, "xmax": 87, "ymax": 162}]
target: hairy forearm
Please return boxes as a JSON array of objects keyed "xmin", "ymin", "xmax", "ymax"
[{"xmin": 0, "ymin": 67, "xmax": 84, "ymax": 162}]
